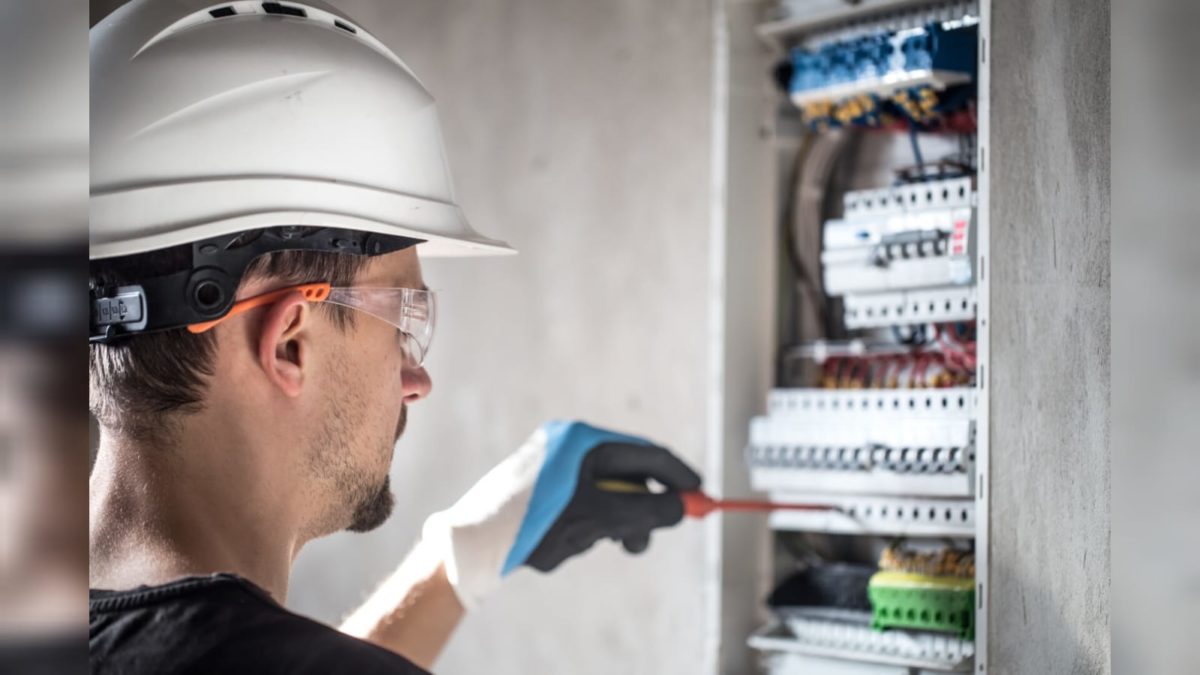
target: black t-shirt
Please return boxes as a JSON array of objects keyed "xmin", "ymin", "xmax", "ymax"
[{"xmin": 89, "ymin": 573, "xmax": 431, "ymax": 675}]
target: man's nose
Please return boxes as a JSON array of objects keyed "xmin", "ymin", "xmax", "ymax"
[{"xmin": 401, "ymin": 365, "xmax": 432, "ymax": 403}]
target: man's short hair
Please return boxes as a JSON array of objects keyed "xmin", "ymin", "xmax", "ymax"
[{"xmin": 89, "ymin": 241, "xmax": 372, "ymax": 440}]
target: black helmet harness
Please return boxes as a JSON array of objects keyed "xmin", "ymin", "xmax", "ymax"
[{"xmin": 89, "ymin": 226, "xmax": 420, "ymax": 343}]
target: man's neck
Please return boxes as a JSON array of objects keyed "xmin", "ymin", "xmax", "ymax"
[{"xmin": 89, "ymin": 426, "xmax": 304, "ymax": 602}]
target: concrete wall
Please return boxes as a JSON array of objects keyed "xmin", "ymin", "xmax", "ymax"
[
  {"xmin": 988, "ymin": 1, "xmax": 1111, "ymax": 673},
  {"xmin": 274, "ymin": 2, "xmax": 717, "ymax": 674}
]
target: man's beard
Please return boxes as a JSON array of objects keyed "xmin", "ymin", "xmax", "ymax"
[
  {"xmin": 344, "ymin": 405, "xmax": 407, "ymax": 533},
  {"xmin": 346, "ymin": 474, "xmax": 394, "ymax": 533}
]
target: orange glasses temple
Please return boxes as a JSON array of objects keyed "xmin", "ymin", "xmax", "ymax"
[{"xmin": 187, "ymin": 282, "xmax": 332, "ymax": 334}]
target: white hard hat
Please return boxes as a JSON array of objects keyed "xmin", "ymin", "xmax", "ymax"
[{"xmin": 90, "ymin": 0, "xmax": 515, "ymax": 260}]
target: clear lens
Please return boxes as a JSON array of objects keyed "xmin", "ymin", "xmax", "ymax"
[
  {"xmin": 399, "ymin": 332, "xmax": 424, "ymax": 367},
  {"xmin": 325, "ymin": 287, "xmax": 436, "ymax": 367}
]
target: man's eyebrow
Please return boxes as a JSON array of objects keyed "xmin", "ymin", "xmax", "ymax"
[{"xmin": 376, "ymin": 280, "xmax": 427, "ymax": 290}]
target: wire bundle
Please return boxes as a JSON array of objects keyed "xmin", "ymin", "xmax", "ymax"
[{"xmin": 817, "ymin": 351, "xmax": 973, "ymax": 389}]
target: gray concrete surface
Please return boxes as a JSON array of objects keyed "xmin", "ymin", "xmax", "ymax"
[{"xmin": 989, "ymin": 0, "xmax": 1111, "ymax": 673}]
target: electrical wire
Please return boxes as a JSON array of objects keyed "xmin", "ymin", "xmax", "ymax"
[
  {"xmin": 909, "ymin": 127, "xmax": 925, "ymax": 174},
  {"xmin": 796, "ymin": 327, "xmax": 978, "ymax": 389}
]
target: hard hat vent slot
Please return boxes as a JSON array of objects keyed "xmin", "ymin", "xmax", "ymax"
[
  {"xmin": 262, "ymin": 2, "xmax": 307, "ymax": 18},
  {"xmin": 208, "ymin": 6, "xmax": 237, "ymax": 19},
  {"xmin": 334, "ymin": 20, "xmax": 357, "ymax": 34}
]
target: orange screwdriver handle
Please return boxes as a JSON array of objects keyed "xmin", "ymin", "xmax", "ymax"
[{"xmin": 681, "ymin": 490, "xmax": 718, "ymax": 518}]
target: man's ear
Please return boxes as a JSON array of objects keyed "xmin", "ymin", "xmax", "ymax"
[{"xmin": 257, "ymin": 292, "xmax": 312, "ymax": 398}]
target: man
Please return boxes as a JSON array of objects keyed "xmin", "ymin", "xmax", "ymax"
[{"xmin": 88, "ymin": 1, "xmax": 701, "ymax": 673}]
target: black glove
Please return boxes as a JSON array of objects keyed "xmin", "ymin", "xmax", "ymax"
[
  {"xmin": 424, "ymin": 420, "xmax": 703, "ymax": 609},
  {"xmin": 526, "ymin": 439, "xmax": 702, "ymax": 571}
]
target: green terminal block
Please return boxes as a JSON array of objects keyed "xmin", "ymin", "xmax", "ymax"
[{"xmin": 868, "ymin": 570, "xmax": 975, "ymax": 640}]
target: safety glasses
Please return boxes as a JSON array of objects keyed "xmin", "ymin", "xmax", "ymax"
[{"xmin": 187, "ymin": 282, "xmax": 437, "ymax": 367}]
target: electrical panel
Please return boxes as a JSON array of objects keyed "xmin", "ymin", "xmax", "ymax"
[{"xmin": 743, "ymin": 1, "xmax": 988, "ymax": 673}]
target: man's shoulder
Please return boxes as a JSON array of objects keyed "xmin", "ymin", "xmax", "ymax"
[{"xmin": 89, "ymin": 574, "xmax": 430, "ymax": 675}]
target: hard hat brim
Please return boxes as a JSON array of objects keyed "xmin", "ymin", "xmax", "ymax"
[{"xmin": 89, "ymin": 177, "xmax": 516, "ymax": 260}]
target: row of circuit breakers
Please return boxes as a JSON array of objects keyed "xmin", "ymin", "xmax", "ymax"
[{"xmin": 745, "ymin": 175, "xmax": 978, "ymax": 539}]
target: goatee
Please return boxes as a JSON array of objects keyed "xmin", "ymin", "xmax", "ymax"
[{"xmin": 346, "ymin": 474, "xmax": 394, "ymax": 533}]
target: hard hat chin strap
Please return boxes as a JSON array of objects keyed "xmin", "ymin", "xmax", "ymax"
[{"xmin": 89, "ymin": 226, "xmax": 420, "ymax": 343}]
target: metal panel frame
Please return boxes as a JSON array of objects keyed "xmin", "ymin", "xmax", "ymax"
[
  {"xmin": 705, "ymin": 2, "xmax": 779, "ymax": 673},
  {"xmin": 973, "ymin": 0, "xmax": 991, "ymax": 671}
]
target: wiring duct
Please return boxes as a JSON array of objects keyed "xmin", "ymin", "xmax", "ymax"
[{"xmin": 778, "ymin": 129, "xmax": 850, "ymax": 385}]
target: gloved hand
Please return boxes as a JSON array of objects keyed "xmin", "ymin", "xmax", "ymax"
[{"xmin": 421, "ymin": 420, "xmax": 701, "ymax": 609}]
